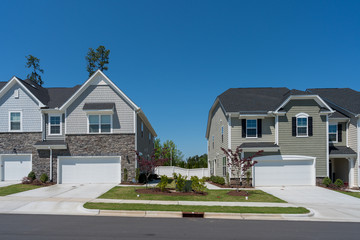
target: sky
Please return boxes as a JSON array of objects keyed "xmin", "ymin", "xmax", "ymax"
[{"xmin": 1, "ymin": 0, "xmax": 360, "ymax": 158}]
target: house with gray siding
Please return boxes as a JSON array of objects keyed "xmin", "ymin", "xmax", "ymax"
[
  {"xmin": 206, "ymin": 88, "xmax": 359, "ymax": 188},
  {"xmin": 0, "ymin": 70, "xmax": 156, "ymax": 183}
]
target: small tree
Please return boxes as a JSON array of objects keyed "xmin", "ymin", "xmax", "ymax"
[
  {"xmin": 25, "ymin": 55, "xmax": 44, "ymax": 86},
  {"xmin": 221, "ymin": 146, "xmax": 263, "ymax": 191},
  {"xmin": 86, "ymin": 45, "xmax": 110, "ymax": 76},
  {"xmin": 135, "ymin": 148, "xmax": 168, "ymax": 188}
]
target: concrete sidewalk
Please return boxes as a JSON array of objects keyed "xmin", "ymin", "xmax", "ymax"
[{"xmin": 91, "ymin": 198, "xmax": 296, "ymax": 207}]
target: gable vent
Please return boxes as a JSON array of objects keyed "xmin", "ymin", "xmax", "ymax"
[{"xmin": 14, "ymin": 89, "xmax": 19, "ymax": 99}]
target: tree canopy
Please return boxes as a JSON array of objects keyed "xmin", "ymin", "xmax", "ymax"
[
  {"xmin": 25, "ymin": 55, "xmax": 44, "ymax": 86},
  {"xmin": 86, "ymin": 45, "xmax": 110, "ymax": 76}
]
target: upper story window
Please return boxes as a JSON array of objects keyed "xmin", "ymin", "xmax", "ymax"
[
  {"xmin": 141, "ymin": 122, "xmax": 144, "ymax": 138},
  {"xmin": 49, "ymin": 115, "xmax": 61, "ymax": 135},
  {"xmin": 329, "ymin": 124, "xmax": 338, "ymax": 142},
  {"xmin": 89, "ymin": 114, "xmax": 111, "ymax": 133},
  {"xmin": 9, "ymin": 112, "xmax": 21, "ymax": 131},
  {"xmin": 212, "ymin": 136, "xmax": 214, "ymax": 149},
  {"xmin": 222, "ymin": 157, "xmax": 226, "ymax": 177},
  {"xmin": 246, "ymin": 119, "xmax": 257, "ymax": 138},
  {"xmin": 221, "ymin": 126, "xmax": 224, "ymax": 143},
  {"xmin": 296, "ymin": 113, "xmax": 308, "ymax": 137}
]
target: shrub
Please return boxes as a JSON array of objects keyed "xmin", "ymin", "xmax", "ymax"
[
  {"xmin": 157, "ymin": 175, "xmax": 168, "ymax": 192},
  {"xmin": 322, "ymin": 177, "xmax": 332, "ymax": 187},
  {"xmin": 22, "ymin": 176, "xmax": 31, "ymax": 184},
  {"xmin": 40, "ymin": 173, "xmax": 49, "ymax": 183},
  {"xmin": 202, "ymin": 176, "xmax": 210, "ymax": 181},
  {"xmin": 139, "ymin": 173, "xmax": 157, "ymax": 183},
  {"xmin": 226, "ymin": 172, "xmax": 230, "ymax": 186},
  {"xmin": 184, "ymin": 180, "xmax": 192, "ymax": 192},
  {"xmin": 135, "ymin": 168, "xmax": 140, "ymax": 183},
  {"xmin": 32, "ymin": 179, "xmax": 43, "ymax": 185},
  {"xmin": 123, "ymin": 168, "xmax": 128, "ymax": 182},
  {"xmin": 28, "ymin": 171, "xmax": 36, "ymax": 181},
  {"xmin": 191, "ymin": 176, "xmax": 207, "ymax": 193},
  {"xmin": 246, "ymin": 171, "xmax": 251, "ymax": 186},
  {"xmin": 334, "ymin": 179, "xmax": 344, "ymax": 188},
  {"xmin": 173, "ymin": 173, "xmax": 187, "ymax": 192},
  {"xmin": 210, "ymin": 175, "xmax": 225, "ymax": 185}
]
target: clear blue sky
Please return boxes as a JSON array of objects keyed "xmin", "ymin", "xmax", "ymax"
[{"xmin": 1, "ymin": 1, "xmax": 359, "ymax": 158}]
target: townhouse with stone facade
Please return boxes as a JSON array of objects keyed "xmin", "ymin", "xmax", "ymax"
[
  {"xmin": 206, "ymin": 88, "xmax": 359, "ymax": 188},
  {"xmin": 0, "ymin": 70, "xmax": 156, "ymax": 183}
]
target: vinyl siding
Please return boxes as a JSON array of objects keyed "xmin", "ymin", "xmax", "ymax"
[
  {"xmin": 329, "ymin": 121, "xmax": 346, "ymax": 147},
  {"xmin": 208, "ymin": 103, "xmax": 228, "ymax": 177},
  {"xmin": 348, "ymin": 117, "xmax": 358, "ymax": 185},
  {"xmin": 66, "ymin": 85, "xmax": 135, "ymax": 134},
  {"xmin": 231, "ymin": 117, "xmax": 275, "ymax": 149},
  {"xmin": 45, "ymin": 113, "xmax": 65, "ymax": 140},
  {"xmin": 0, "ymin": 83, "xmax": 41, "ymax": 132},
  {"xmin": 137, "ymin": 115, "xmax": 154, "ymax": 158},
  {"xmin": 278, "ymin": 99, "xmax": 327, "ymax": 177}
]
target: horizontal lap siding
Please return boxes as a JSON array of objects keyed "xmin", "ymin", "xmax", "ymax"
[
  {"xmin": 231, "ymin": 117, "xmax": 275, "ymax": 149},
  {"xmin": 137, "ymin": 116, "xmax": 154, "ymax": 158},
  {"xmin": 348, "ymin": 117, "xmax": 358, "ymax": 185},
  {"xmin": 208, "ymin": 103, "xmax": 228, "ymax": 177},
  {"xmin": 278, "ymin": 100, "xmax": 327, "ymax": 177},
  {"xmin": 0, "ymin": 84, "xmax": 41, "ymax": 132},
  {"xmin": 66, "ymin": 85, "xmax": 135, "ymax": 134}
]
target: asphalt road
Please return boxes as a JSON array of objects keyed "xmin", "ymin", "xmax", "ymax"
[{"xmin": 0, "ymin": 214, "xmax": 359, "ymax": 240}]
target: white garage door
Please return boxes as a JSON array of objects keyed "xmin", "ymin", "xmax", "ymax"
[
  {"xmin": 253, "ymin": 155, "xmax": 316, "ymax": 187},
  {"xmin": 58, "ymin": 156, "xmax": 121, "ymax": 184},
  {"xmin": 1, "ymin": 155, "xmax": 32, "ymax": 181}
]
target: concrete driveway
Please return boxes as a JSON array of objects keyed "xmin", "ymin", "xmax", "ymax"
[
  {"xmin": 259, "ymin": 186, "xmax": 360, "ymax": 222},
  {"xmin": 0, "ymin": 181, "xmax": 21, "ymax": 187},
  {"xmin": 0, "ymin": 183, "xmax": 115, "ymax": 215}
]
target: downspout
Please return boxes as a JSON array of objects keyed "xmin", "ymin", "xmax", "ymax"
[{"xmin": 48, "ymin": 147, "xmax": 53, "ymax": 182}]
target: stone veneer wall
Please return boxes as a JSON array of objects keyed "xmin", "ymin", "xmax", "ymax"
[{"xmin": 0, "ymin": 133, "xmax": 136, "ymax": 183}]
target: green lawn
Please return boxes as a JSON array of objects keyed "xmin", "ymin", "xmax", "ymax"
[
  {"xmin": 0, "ymin": 184, "xmax": 43, "ymax": 196},
  {"xmin": 84, "ymin": 202, "xmax": 308, "ymax": 214},
  {"xmin": 336, "ymin": 190, "xmax": 360, "ymax": 199},
  {"xmin": 99, "ymin": 187, "xmax": 286, "ymax": 203}
]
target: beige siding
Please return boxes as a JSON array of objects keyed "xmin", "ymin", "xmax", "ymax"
[
  {"xmin": 208, "ymin": 103, "xmax": 228, "ymax": 177},
  {"xmin": 66, "ymin": 85, "xmax": 135, "ymax": 134},
  {"xmin": 231, "ymin": 117, "xmax": 275, "ymax": 149},
  {"xmin": 137, "ymin": 115, "xmax": 154, "ymax": 158},
  {"xmin": 278, "ymin": 99, "xmax": 327, "ymax": 177},
  {"xmin": 348, "ymin": 117, "xmax": 358, "ymax": 185}
]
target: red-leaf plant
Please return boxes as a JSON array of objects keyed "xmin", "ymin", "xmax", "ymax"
[
  {"xmin": 221, "ymin": 147, "xmax": 263, "ymax": 192},
  {"xmin": 135, "ymin": 147, "xmax": 169, "ymax": 188}
]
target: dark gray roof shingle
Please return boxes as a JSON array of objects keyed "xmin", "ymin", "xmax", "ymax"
[
  {"xmin": 34, "ymin": 140, "xmax": 67, "ymax": 146},
  {"xmin": 307, "ymin": 88, "xmax": 360, "ymax": 115},
  {"xmin": 218, "ymin": 88, "xmax": 290, "ymax": 112},
  {"xmin": 329, "ymin": 146, "xmax": 356, "ymax": 155},
  {"xmin": 83, "ymin": 102, "xmax": 115, "ymax": 110},
  {"xmin": 46, "ymin": 86, "xmax": 81, "ymax": 108},
  {"xmin": 329, "ymin": 111, "xmax": 350, "ymax": 119},
  {"xmin": 0, "ymin": 82, "xmax": 6, "ymax": 90},
  {"xmin": 239, "ymin": 142, "xmax": 279, "ymax": 148}
]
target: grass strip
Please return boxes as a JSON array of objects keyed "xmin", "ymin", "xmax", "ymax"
[
  {"xmin": 0, "ymin": 184, "xmax": 43, "ymax": 196},
  {"xmin": 99, "ymin": 187, "xmax": 286, "ymax": 203},
  {"xmin": 335, "ymin": 190, "xmax": 360, "ymax": 199},
  {"xmin": 84, "ymin": 202, "xmax": 308, "ymax": 214}
]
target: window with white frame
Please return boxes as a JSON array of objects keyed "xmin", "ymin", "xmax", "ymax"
[
  {"xmin": 9, "ymin": 112, "xmax": 21, "ymax": 131},
  {"xmin": 246, "ymin": 119, "xmax": 257, "ymax": 138},
  {"xmin": 222, "ymin": 157, "xmax": 227, "ymax": 177},
  {"xmin": 49, "ymin": 115, "xmax": 61, "ymax": 135},
  {"xmin": 212, "ymin": 136, "xmax": 214, "ymax": 149},
  {"xmin": 329, "ymin": 124, "xmax": 337, "ymax": 142},
  {"xmin": 89, "ymin": 114, "xmax": 111, "ymax": 133},
  {"xmin": 296, "ymin": 114, "xmax": 308, "ymax": 136},
  {"xmin": 141, "ymin": 122, "xmax": 144, "ymax": 137},
  {"xmin": 221, "ymin": 126, "xmax": 224, "ymax": 143}
]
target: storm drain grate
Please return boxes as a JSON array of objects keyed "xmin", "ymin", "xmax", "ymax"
[{"xmin": 182, "ymin": 212, "xmax": 204, "ymax": 218}]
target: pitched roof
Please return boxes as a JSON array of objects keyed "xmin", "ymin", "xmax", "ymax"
[
  {"xmin": 83, "ymin": 102, "xmax": 115, "ymax": 110},
  {"xmin": 329, "ymin": 111, "xmax": 350, "ymax": 119},
  {"xmin": 329, "ymin": 146, "xmax": 356, "ymax": 155},
  {"xmin": 239, "ymin": 142, "xmax": 279, "ymax": 148},
  {"xmin": 0, "ymin": 82, "xmax": 6, "ymax": 90},
  {"xmin": 46, "ymin": 86, "xmax": 81, "ymax": 108},
  {"xmin": 307, "ymin": 88, "xmax": 360, "ymax": 115},
  {"xmin": 218, "ymin": 87, "xmax": 290, "ymax": 113}
]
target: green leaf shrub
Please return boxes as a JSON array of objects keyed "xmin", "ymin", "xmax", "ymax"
[
  {"xmin": 28, "ymin": 171, "xmax": 36, "ymax": 181},
  {"xmin": 123, "ymin": 168, "xmax": 128, "ymax": 182},
  {"xmin": 334, "ymin": 179, "xmax": 344, "ymax": 188},
  {"xmin": 191, "ymin": 176, "xmax": 207, "ymax": 193},
  {"xmin": 173, "ymin": 173, "xmax": 187, "ymax": 192},
  {"xmin": 322, "ymin": 177, "xmax": 332, "ymax": 187},
  {"xmin": 210, "ymin": 176, "xmax": 225, "ymax": 185},
  {"xmin": 40, "ymin": 173, "xmax": 49, "ymax": 183},
  {"xmin": 157, "ymin": 175, "xmax": 168, "ymax": 192}
]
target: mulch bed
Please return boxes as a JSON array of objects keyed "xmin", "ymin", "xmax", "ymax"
[
  {"xmin": 227, "ymin": 190, "xmax": 249, "ymax": 197},
  {"xmin": 208, "ymin": 181, "xmax": 253, "ymax": 189},
  {"xmin": 136, "ymin": 188, "xmax": 208, "ymax": 196}
]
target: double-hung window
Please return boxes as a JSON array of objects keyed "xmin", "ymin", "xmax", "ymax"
[
  {"xmin": 246, "ymin": 119, "xmax": 257, "ymax": 138},
  {"xmin": 89, "ymin": 115, "xmax": 111, "ymax": 133},
  {"xmin": 49, "ymin": 115, "xmax": 61, "ymax": 135},
  {"xmin": 329, "ymin": 124, "xmax": 337, "ymax": 142},
  {"xmin": 9, "ymin": 112, "xmax": 21, "ymax": 131},
  {"xmin": 222, "ymin": 157, "xmax": 227, "ymax": 177},
  {"xmin": 296, "ymin": 114, "xmax": 308, "ymax": 137},
  {"xmin": 221, "ymin": 126, "xmax": 224, "ymax": 143}
]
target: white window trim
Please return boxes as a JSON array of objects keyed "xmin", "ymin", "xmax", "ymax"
[
  {"xmin": 48, "ymin": 114, "xmax": 62, "ymax": 136},
  {"xmin": 9, "ymin": 111, "xmax": 22, "ymax": 132},
  {"xmin": 246, "ymin": 119, "xmax": 257, "ymax": 138},
  {"xmin": 141, "ymin": 122, "xmax": 144, "ymax": 138},
  {"xmin": 296, "ymin": 113, "xmax": 309, "ymax": 137},
  {"xmin": 329, "ymin": 123, "xmax": 338, "ymax": 143},
  {"xmin": 87, "ymin": 114, "xmax": 113, "ymax": 134},
  {"xmin": 221, "ymin": 126, "xmax": 224, "ymax": 143}
]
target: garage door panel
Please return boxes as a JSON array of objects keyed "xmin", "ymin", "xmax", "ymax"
[
  {"xmin": 254, "ymin": 156, "xmax": 315, "ymax": 187},
  {"xmin": 59, "ymin": 157, "xmax": 121, "ymax": 184},
  {"xmin": 2, "ymin": 155, "xmax": 32, "ymax": 181}
]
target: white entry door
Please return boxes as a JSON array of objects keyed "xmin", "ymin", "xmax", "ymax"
[
  {"xmin": 58, "ymin": 156, "xmax": 121, "ymax": 184},
  {"xmin": 253, "ymin": 155, "xmax": 316, "ymax": 187},
  {"xmin": 1, "ymin": 155, "xmax": 32, "ymax": 181}
]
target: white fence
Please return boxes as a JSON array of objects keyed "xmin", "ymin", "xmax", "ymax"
[{"xmin": 155, "ymin": 166, "xmax": 210, "ymax": 178}]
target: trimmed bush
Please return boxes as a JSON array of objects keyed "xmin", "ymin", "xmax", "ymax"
[
  {"xmin": 123, "ymin": 168, "xmax": 128, "ymax": 182},
  {"xmin": 40, "ymin": 173, "xmax": 49, "ymax": 183},
  {"xmin": 32, "ymin": 179, "xmax": 43, "ymax": 185},
  {"xmin": 191, "ymin": 176, "xmax": 207, "ymax": 193},
  {"xmin": 28, "ymin": 171, "xmax": 36, "ymax": 181},
  {"xmin": 157, "ymin": 175, "xmax": 168, "ymax": 192},
  {"xmin": 173, "ymin": 173, "xmax": 187, "ymax": 192},
  {"xmin": 184, "ymin": 180, "xmax": 192, "ymax": 192},
  {"xmin": 210, "ymin": 176, "xmax": 225, "ymax": 185},
  {"xmin": 322, "ymin": 177, "xmax": 332, "ymax": 187},
  {"xmin": 334, "ymin": 179, "xmax": 344, "ymax": 188},
  {"xmin": 135, "ymin": 168, "xmax": 140, "ymax": 183},
  {"xmin": 202, "ymin": 176, "xmax": 210, "ymax": 182}
]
